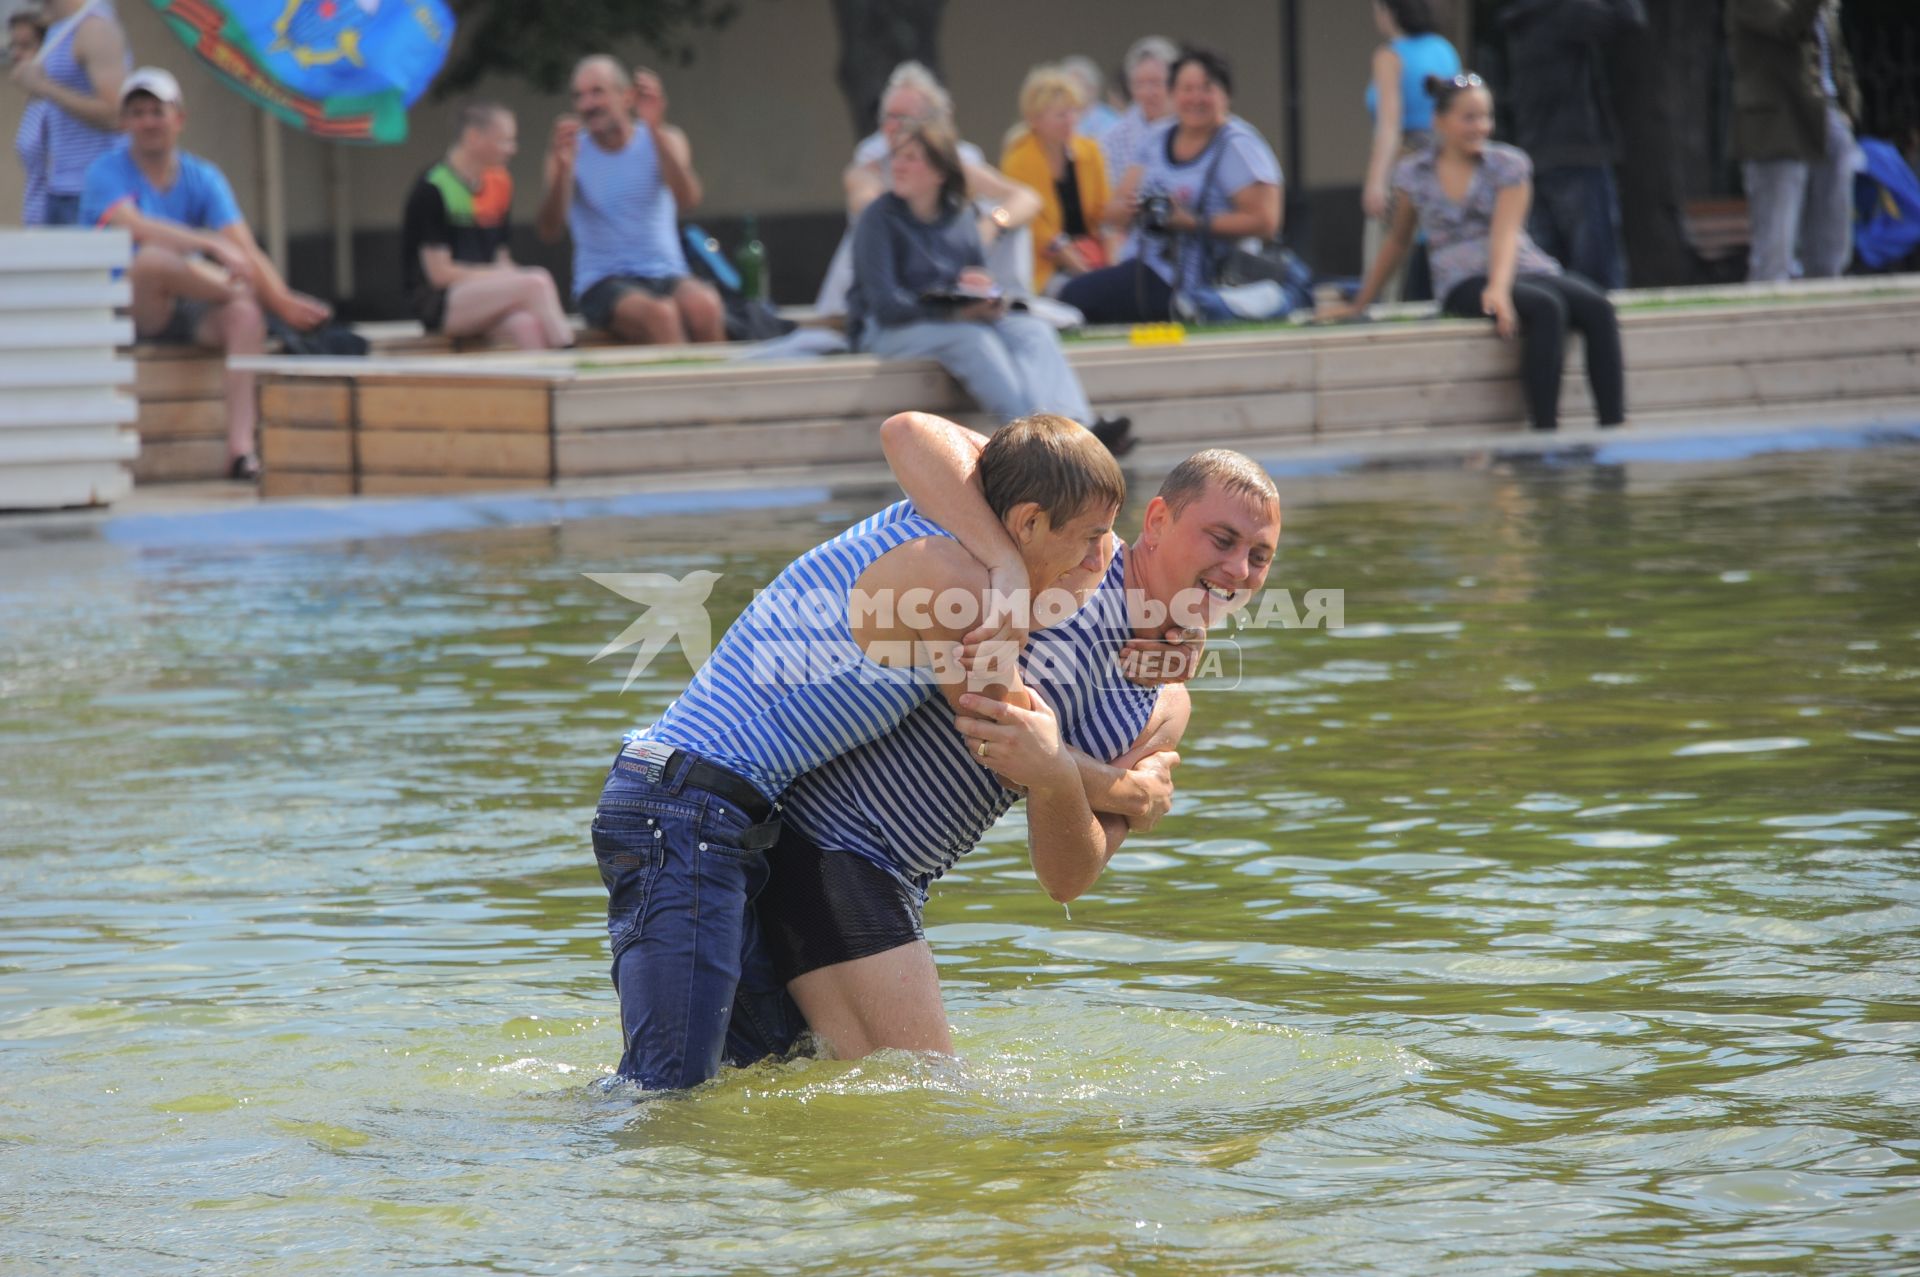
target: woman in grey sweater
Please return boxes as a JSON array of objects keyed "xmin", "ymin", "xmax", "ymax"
[{"xmin": 848, "ymin": 120, "xmax": 1098, "ymax": 431}]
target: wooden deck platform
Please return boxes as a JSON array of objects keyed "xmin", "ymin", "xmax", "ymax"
[{"xmin": 238, "ymin": 282, "xmax": 1920, "ymax": 499}]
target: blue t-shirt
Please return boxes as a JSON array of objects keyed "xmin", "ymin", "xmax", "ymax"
[
  {"xmin": 1125, "ymin": 116, "xmax": 1282, "ymax": 288},
  {"xmin": 79, "ymin": 139, "xmax": 243, "ymax": 233},
  {"xmin": 1366, "ymin": 33, "xmax": 1463, "ymax": 134}
]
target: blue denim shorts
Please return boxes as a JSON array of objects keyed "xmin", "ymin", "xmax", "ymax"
[{"xmin": 591, "ymin": 745, "xmax": 803, "ymax": 1089}]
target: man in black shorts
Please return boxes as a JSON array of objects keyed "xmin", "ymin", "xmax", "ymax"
[{"xmin": 401, "ymin": 102, "xmax": 571, "ymax": 350}]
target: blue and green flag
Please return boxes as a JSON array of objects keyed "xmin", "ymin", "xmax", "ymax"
[{"xmin": 147, "ymin": 0, "xmax": 454, "ymax": 143}]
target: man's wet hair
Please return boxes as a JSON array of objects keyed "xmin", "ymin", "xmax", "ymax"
[
  {"xmin": 1157, "ymin": 449, "xmax": 1279, "ymax": 517},
  {"xmin": 979, "ymin": 414, "xmax": 1126, "ymax": 527}
]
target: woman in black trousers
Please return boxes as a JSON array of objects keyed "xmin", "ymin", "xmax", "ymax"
[{"xmin": 1332, "ymin": 73, "xmax": 1625, "ymax": 432}]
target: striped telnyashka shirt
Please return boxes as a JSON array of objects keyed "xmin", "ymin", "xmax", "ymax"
[
  {"xmin": 630, "ymin": 501, "xmax": 954, "ymax": 802},
  {"xmin": 568, "ymin": 123, "xmax": 690, "ymax": 296},
  {"xmin": 780, "ymin": 544, "xmax": 1161, "ymax": 897},
  {"xmin": 40, "ymin": 2, "xmax": 126, "ymax": 198}
]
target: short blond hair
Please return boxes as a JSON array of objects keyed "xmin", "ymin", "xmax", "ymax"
[
  {"xmin": 981, "ymin": 414, "xmax": 1126, "ymax": 526},
  {"xmin": 1157, "ymin": 449, "xmax": 1279, "ymax": 517},
  {"xmin": 1019, "ymin": 65, "xmax": 1085, "ymax": 122}
]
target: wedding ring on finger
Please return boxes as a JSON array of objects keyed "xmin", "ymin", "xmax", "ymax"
[{"xmin": 977, "ymin": 740, "xmax": 990, "ymax": 760}]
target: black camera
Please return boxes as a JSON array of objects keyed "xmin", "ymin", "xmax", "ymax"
[{"xmin": 1137, "ymin": 192, "xmax": 1175, "ymax": 236}]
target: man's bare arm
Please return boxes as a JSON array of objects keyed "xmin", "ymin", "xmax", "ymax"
[
  {"xmin": 23, "ymin": 16, "xmax": 125, "ymax": 130},
  {"xmin": 1068, "ymin": 683, "xmax": 1191, "ymax": 828},
  {"xmin": 535, "ymin": 116, "xmax": 578, "ymax": 243},
  {"xmin": 878, "ymin": 412, "xmax": 1014, "ymax": 572},
  {"xmin": 851, "ymin": 537, "xmax": 1021, "ymax": 713},
  {"xmin": 845, "ymin": 160, "xmax": 885, "ymax": 220},
  {"xmin": 653, "ymin": 124, "xmax": 703, "ymax": 210}
]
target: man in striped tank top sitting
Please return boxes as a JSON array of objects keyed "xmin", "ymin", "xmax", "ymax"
[
  {"xmin": 592, "ymin": 415, "xmax": 1126, "ymax": 1091},
  {"xmin": 750, "ymin": 415, "xmax": 1281, "ymax": 1061},
  {"xmin": 537, "ymin": 55, "xmax": 724, "ymax": 347}
]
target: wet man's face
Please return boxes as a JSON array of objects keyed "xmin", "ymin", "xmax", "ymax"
[
  {"xmin": 1143, "ymin": 482, "xmax": 1280, "ymax": 630},
  {"xmin": 1024, "ymin": 501, "xmax": 1120, "ymax": 598}
]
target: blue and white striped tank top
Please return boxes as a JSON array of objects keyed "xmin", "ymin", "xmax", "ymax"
[
  {"xmin": 569, "ymin": 123, "xmax": 689, "ymax": 297},
  {"xmin": 40, "ymin": 1, "xmax": 126, "ymax": 197},
  {"xmin": 630, "ymin": 500, "xmax": 954, "ymax": 802},
  {"xmin": 779, "ymin": 544, "xmax": 1162, "ymax": 896}
]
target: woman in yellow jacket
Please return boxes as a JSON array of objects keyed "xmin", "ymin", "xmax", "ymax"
[{"xmin": 1000, "ymin": 65, "xmax": 1112, "ymax": 296}]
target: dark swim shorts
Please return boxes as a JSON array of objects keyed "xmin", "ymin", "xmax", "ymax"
[
  {"xmin": 577, "ymin": 274, "xmax": 685, "ymax": 331},
  {"xmin": 757, "ymin": 823, "xmax": 925, "ymax": 985}
]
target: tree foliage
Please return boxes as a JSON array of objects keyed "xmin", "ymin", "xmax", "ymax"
[{"xmin": 437, "ymin": 0, "xmax": 744, "ymax": 95}]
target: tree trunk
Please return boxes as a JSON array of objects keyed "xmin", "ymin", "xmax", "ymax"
[
  {"xmin": 830, "ymin": 0, "xmax": 947, "ymax": 139},
  {"xmin": 1610, "ymin": 0, "xmax": 1723, "ymax": 286}
]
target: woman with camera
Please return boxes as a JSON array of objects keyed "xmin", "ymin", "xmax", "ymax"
[
  {"xmin": 848, "ymin": 120, "xmax": 1097, "ymax": 428},
  {"xmin": 1327, "ymin": 74, "xmax": 1625, "ymax": 433},
  {"xmin": 1060, "ymin": 47, "xmax": 1283, "ymax": 325}
]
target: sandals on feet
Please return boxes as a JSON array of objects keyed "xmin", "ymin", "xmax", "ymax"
[{"xmin": 228, "ymin": 453, "xmax": 261, "ymax": 482}]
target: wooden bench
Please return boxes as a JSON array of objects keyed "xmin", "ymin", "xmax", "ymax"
[
  {"xmin": 249, "ymin": 286, "xmax": 1920, "ymax": 498},
  {"xmin": 131, "ymin": 345, "xmax": 234, "ymax": 482},
  {"xmin": 129, "ymin": 320, "xmax": 625, "ymax": 484},
  {"xmin": 1682, "ymin": 198, "xmax": 1752, "ymax": 280}
]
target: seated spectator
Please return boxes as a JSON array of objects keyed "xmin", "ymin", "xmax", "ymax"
[
  {"xmin": 82, "ymin": 67, "xmax": 331, "ymax": 480},
  {"xmin": 1062, "ymin": 47, "xmax": 1283, "ymax": 325},
  {"xmin": 8, "ymin": 0, "xmax": 126, "ymax": 226},
  {"xmin": 1330, "ymin": 75, "xmax": 1626, "ymax": 433},
  {"xmin": 1000, "ymin": 65, "xmax": 1111, "ymax": 296},
  {"xmin": 1059, "ymin": 56, "xmax": 1120, "ymax": 144},
  {"xmin": 825, "ymin": 61, "xmax": 1041, "ymax": 308},
  {"xmin": 537, "ymin": 56, "xmax": 722, "ymax": 344},
  {"xmin": 9, "ymin": 9, "xmax": 50, "ymax": 223},
  {"xmin": 1099, "ymin": 35, "xmax": 1178, "ymax": 187},
  {"xmin": 850, "ymin": 120, "xmax": 1127, "ymax": 447},
  {"xmin": 403, "ymin": 102, "xmax": 571, "ymax": 350}
]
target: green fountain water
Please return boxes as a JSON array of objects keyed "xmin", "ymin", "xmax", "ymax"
[{"xmin": 2, "ymin": 443, "xmax": 1916, "ymax": 1274}]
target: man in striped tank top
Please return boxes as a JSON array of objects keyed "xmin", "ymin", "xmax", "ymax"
[
  {"xmin": 592, "ymin": 415, "xmax": 1126, "ymax": 1091},
  {"xmin": 6, "ymin": 0, "xmax": 126, "ymax": 226},
  {"xmin": 752, "ymin": 416, "xmax": 1281, "ymax": 1061},
  {"xmin": 536, "ymin": 55, "xmax": 724, "ymax": 346}
]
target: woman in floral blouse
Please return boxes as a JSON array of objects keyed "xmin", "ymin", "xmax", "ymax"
[{"xmin": 1334, "ymin": 73, "xmax": 1626, "ymax": 433}]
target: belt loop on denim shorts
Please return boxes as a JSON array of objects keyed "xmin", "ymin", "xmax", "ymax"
[{"xmin": 660, "ymin": 750, "xmax": 696, "ymax": 798}]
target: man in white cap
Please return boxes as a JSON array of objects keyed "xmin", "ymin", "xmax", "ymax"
[{"xmin": 79, "ymin": 67, "xmax": 331, "ymax": 481}]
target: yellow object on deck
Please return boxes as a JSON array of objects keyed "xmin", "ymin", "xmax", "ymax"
[{"xmin": 1129, "ymin": 322, "xmax": 1187, "ymax": 346}]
